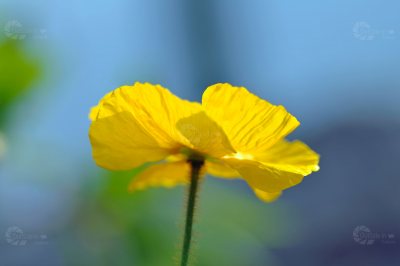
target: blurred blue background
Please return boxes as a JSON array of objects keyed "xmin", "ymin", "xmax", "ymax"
[{"xmin": 1, "ymin": 0, "xmax": 400, "ymax": 265}]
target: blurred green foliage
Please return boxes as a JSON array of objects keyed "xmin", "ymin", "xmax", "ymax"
[
  {"xmin": 0, "ymin": 39, "xmax": 40, "ymax": 124},
  {"xmin": 63, "ymin": 167, "xmax": 292, "ymax": 266}
]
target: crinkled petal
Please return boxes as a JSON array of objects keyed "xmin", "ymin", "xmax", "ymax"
[
  {"xmin": 89, "ymin": 112, "xmax": 169, "ymax": 170},
  {"xmin": 202, "ymin": 83, "xmax": 300, "ymax": 153},
  {"xmin": 255, "ymin": 140, "xmax": 320, "ymax": 175},
  {"xmin": 205, "ymin": 160, "xmax": 239, "ymax": 178},
  {"xmin": 253, "ymin": 189, "xmax": 282, "ymax": 202},
  {"xmin": 90, "ymin": 82, "xmax": 202, "ymax": 149},
  {"xmin": 89, "ymin": 90, "xmax": 114, "ymax": 121},
  {"xmin": 177, "ymin": 112, "xmax": 235, "ymax": 157},
  {"xmin": 129, "ymin": 161, "xmax": 190, "ymax": 191},
  {"xmin": 223, "ymin": 158, "xmax": 304, "ymax": 193}
]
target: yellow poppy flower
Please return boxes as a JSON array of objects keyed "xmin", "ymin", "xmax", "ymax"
[{"xmin": 89, "ymin": 82, "xmax": 319, "ymax": 202}]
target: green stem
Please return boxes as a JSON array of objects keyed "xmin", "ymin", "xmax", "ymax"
[{"xmin": 180, "ymin": 159, "xmax": 204, "ymax": 266}]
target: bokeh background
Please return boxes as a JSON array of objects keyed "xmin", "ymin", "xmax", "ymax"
[{"xmin": 1, "ymin": 1, "xmax": 400, "ymax": 265}]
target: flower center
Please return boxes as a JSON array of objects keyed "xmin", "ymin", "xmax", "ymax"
[{"xmin": 179, "ymin": 147, "xmax": 206, "ymax": 162}]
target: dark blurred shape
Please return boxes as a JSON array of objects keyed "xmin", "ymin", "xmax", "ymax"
[{"xmin": 182, "ymin": 1, "xmax": 229, "ymax": 93}]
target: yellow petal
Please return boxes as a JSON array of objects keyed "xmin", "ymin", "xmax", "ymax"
[
  {"xmin": 89, "ymin": 112, "xmax": 170, "ymax": 170},
  {"xmin": 129, "ymin": 161, "xmax": 190, "ymax": 191},
  {"xmin": 165, "ymin": 154, "xmax": 186, "ymax": 162},
  {"xmin": 202, "ymin": 83, "xmax": 300, "ymax": 154},
  {"xmin": 223, "ymin": 158, "xmax": 304, "ymax": 193},
  {"xmin": 89, "ymin": 90, "xmax": 114, "ymax": 121},
  {"xmin": 89, "ymin": 105, "xmax": 100, "ymax": 121},
  {"xmin": 253, "ymin": 189, "xmax": 282, "ymax": 202},
  {"xmin": 205, "ymin": 160, "xmax": 239, "ymax": 178},
  {"xmin": 90, "ymin": 82, "xmax": 202, "ymax": 149},
  {"xmin": 255, "ymin": 140, "xmax": 320, "ymax": 176},
  {"xmin": 176, "ymin": 112, "xmax": 235, "ymax": 157}
]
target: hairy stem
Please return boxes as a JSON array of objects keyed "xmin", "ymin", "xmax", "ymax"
[{"xmin": 180, "ymin": 159, "xmax": 204, "ymax": 266}]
